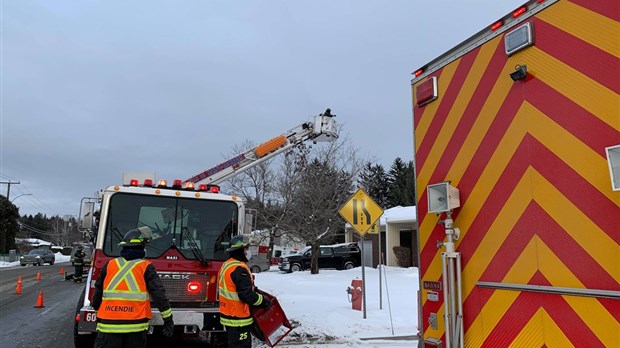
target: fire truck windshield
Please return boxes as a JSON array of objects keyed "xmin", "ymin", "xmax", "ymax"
[{"xmin": 102, "ymin": 192, "xmax": 237, "ymax": 261}]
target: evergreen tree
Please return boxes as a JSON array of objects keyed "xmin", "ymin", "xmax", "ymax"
[
  {"xmin": 357, "ymin": 162, "xmax": 390, "ymax": 209},
  {"xmin": 0, "ymin": 195, "xmax": 19, "ymax": 253},
  {"xmin": 387, "ymin": 158, "xmax": 416, "ymax": 206}
]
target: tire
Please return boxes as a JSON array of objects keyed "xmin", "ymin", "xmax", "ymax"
[
  {"xmin": 343, "ymin": 261, "xmax": 355, "ymax": 270},
  {"xmin": 250, "ymin": 265, "xmax": 261, "ymax": 273},
  {"xmin": 209, "ymin": 332, "xmax": 227, "ymax": 348},
  {"xmin": 290, "ymin": 263, "xmax": 302, "ymax": 272},
  {"xmin": 74, "ymin": 287, "xmax": 96, "ymax": 348}
]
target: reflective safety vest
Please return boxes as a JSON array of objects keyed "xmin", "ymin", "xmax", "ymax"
[
  {"xmin": 218, "ymin": 258, "xmax": 261, "ymax": 327},
  {"xmin": 96, "ymin": 258, "xmax": 152, "ymax": 333}
]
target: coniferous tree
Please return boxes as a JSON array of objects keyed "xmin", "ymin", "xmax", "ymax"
[
  {"xmin": 357, "ymin": 162, "xmax": 390, "ymax": 209},
  {"xmin": 387, "ymin": 158, "xmax": 416, "ymax": 206},
  {"xmin": 0, "ymin": 195, "xmax": 19, "ymax": 253}
]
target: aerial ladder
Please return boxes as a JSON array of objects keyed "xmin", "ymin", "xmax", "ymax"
[{"xmin": 186, "ymin": 109, "xmax": 338, "ymax": 186}]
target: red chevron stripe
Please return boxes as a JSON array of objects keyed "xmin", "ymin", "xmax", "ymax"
[
  {"xmin": 530, "ymin": 138, "xmax": 620, "ymax": 244},
  {"xmin": 526, "ymin": 77, "xmax": 619, "ymax": 158},
  {"xmin": 419, "ymin": 87, "xmax": 524, "ymax": 268},
  {"xmin": 533, "ymin": 17, "xmax": 620, "ymax": 94},
  {"xmin": 415, "ymin": 47, "xmax": 481, "ymax": 171},
  {"xmin": 598, "ymin": 298, "xmax": 620, "ymax": 322},
  {"xmin": 483, "ymin": 272, "xmax": 603, "ymax": 347},
  {"xmin": 417, "ymin": 39, "xmax": 509, "ymax": 229},
  {"xmin": 569, "ymin": 0, "xmax": 620, "ymax": 21},
  {"xmin": 464, "ymin": 201, "xmax": 618, "ymax": 328},
  {"xmin": 413, "ymin": 69, "xmax": 444, "ymax": 127}
]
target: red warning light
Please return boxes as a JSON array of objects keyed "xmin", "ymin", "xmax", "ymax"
[
  {"xmin": 491, "ymin": 20, "xmax": 503, "ymax": 31},
  {"xmin": 512, "ymin": 6, "xmax": 527, "ymax": 18},
  {"xmin": 413, "ymin": 69, "xmax": 424, "ymax": 77},
  {"xmin": 129, "ymin": 179, "xmax": 139, "ymax": 187},
  {"xmin": 143, "ymin": 179, "xmax": 154, "ymax": 187},
  {"xmin": 187, "ymin": 282, "xmax": 201, "ymax": 293}
]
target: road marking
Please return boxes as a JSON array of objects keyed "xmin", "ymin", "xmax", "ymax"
[{"xmin": 41, "ymin": 301, "xmax": 61, "ymax": 315}]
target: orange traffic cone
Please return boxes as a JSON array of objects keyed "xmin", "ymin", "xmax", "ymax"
[
  {"xmin": 59, "ymin": 267, "xmax": 65, "ymax": 275},
  {"xmin": 15, "ymin": 281, "xmax": 22, "ymax": 294},
  {"xmin": 18, "ymin": 275, "xmax": 22, "ymax": 283},
  {"xmin": 36, "ymin": 272, "xmax": 41, "ymax": 281},
  {"xmin": 34, "ymin": 290, "xmax": 45, "ymax": 308}
]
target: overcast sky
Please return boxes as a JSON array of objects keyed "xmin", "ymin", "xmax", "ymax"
[{"xmin": 1, "ymin": 0, "xmax": 523, "ymax": 217}]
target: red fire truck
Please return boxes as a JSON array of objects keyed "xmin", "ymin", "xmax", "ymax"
[
  {"xmin": 74, "ymin": 111, "xmax": 337, "ymax": 347},
  {"xmin": 411, "ymin": 0, "xmax": 619, "ymax": 347}
]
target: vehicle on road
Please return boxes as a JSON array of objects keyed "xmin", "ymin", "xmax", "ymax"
[
  {"xmin": 247, "ymin": 245, "xmax": 271, "ymax": 273},
  {"xmin": 20, "ymin": 249, "xmax": 55, "ymax": 266},
  {"xmin": 278, "ymin": 242, "xmax": 361, "ymax": 273},
  {"xmin": 74, "ymin": 111, "xmax": 337, "ymax": 347}
]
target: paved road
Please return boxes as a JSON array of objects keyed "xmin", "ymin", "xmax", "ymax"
[{"xmin": 0, "ymin": 263, "xmax": 217, "ymax": 347}]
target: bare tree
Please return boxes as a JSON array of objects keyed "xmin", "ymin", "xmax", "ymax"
[{"xmin": 279, "ymin": 131, "xmax": 365, "ymax": 274}]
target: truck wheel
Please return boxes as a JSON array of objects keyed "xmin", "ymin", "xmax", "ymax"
[
  {"xmin": 291, "ymin": 263, "xmax": 302, "ymax": 272},
  {"xmin": 209, "ymin": 332, "xmax": 227, "ymax": 348},
  {"xmin": 74, "ymin": 288, "xmax": 96, "ymax": 348},
  {"xmin": 343, "ymin": 261, "xmax": 355, "ymax": 270},
  {"xmin": 250, "ymin": 265, "xmax": 261, "ymax": 273}
]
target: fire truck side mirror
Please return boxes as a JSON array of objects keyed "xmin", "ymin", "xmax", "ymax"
[{"xmin": 79, "ymin": 201, "xmax": 95, "ymax": 231}]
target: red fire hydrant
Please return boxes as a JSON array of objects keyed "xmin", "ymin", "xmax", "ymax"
[{"xmin": 346, "ymin": 279, "xmax": 363, "ymax": 311}]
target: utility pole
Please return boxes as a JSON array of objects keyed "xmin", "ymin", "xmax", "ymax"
[{"xmin": 0, "ymin": 181, "xmax": 20, "ymax": 200}]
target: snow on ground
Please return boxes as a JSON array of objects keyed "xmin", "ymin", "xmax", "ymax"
[
  {"xmin": 0, "ymin": 252, "xmax": 71, "ymax": 267},
  {"xmin": 253, "ymin": 266, "xmax": 420, "ymax": 347},
  {"xmin": 1, "ymin": 256, "xmax": 420, "ymax": 347}
]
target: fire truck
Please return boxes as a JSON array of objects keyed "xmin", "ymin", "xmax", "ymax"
[
  {"xmin": 411, "ymin": 1, "xmax": 619, "ymax": 347},
  {"xmin": 74, "ymin": 111, "xmax": 337, "ymax": 347}
]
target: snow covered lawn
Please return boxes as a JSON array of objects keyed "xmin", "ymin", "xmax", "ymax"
[{"xmin": 254, "ymin": 266, "xmax": 420, "ymax": 347}]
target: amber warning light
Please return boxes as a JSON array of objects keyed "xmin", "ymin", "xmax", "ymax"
[{"xmin": 416, "ymin": 76, "xmax": 438, "ymax": 107}]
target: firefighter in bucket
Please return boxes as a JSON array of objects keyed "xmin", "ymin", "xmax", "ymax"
[{"xmin": 219, "ymin": 235, "xmax": 272, "ymax": 348}]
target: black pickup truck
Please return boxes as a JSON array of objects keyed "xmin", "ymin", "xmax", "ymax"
[{"xmin": 278, "ymin": 242, "xmax": 361, "ymax": 273}]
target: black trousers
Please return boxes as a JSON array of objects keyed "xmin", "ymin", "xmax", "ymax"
[
  {"xmin": 94, "ymin": 331, "xmax": 147, "ymax": 348},
  {"xmin": 225, "ymin": 325, "xmax": 252, "ymax": 348},
  {"xmin": 73, "ymin": 265, "xmax": 83, "ymax": 281}
]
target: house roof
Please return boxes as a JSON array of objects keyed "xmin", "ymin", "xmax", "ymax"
[{"xmin": 379, "ymin": 205, "xmax": 417, "ymax": 224}]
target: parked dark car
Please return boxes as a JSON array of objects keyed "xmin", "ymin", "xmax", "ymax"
[
  {"xmin": 278, "ymin": 242, "xmax": 361, "ymax": 273},
  {"xmin": 20, "ymin": 249, "xmax": 55, "ymax": 266}
]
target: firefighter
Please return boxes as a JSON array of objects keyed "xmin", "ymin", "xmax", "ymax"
[
  {"xmin": 72, "ymin": 245, "xmax": 86, "ymax": 282},
  {"xmin": 219, "ymin": 235, "xmax": 272, "ymax": 348},
  {"xmin": 91, "ymin": 227, "xmax": 174, "ymax": 348}
]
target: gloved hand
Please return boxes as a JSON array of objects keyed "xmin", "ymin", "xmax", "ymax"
[
  {"xmin": 162, "ymin": 316, "xmax": 174, "ymax": 337},
  {"xmin": 259, "ymin": 298, "xmax": 272, "ymax": 309}
]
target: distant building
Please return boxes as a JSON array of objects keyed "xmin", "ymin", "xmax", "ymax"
[{"xmin": 344, "ymin": 205, "xmax": 418, "ymax": 268}]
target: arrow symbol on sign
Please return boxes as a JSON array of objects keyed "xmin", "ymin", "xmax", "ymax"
[{"xmin": 352, "ymin": 199, "xmax": 371, "ymax": 225}]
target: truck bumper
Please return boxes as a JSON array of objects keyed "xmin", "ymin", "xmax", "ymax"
[{"xmin": 78, "ymin": 308, "xmax": 224, "ymax": 333}]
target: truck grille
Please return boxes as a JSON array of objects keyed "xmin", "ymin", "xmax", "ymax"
[{"xmin": 158, "ymin": 272, "xmax": 210, "ymax": 303}]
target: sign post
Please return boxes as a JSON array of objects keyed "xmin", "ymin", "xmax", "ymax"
[{"xmin": 338, "ymin": 189, "xmax": 384, "ymax": 319}]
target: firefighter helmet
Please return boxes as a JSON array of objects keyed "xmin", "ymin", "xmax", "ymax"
[
  {"xmin": 118, "ymin": 226, "xmax": 153, "ymax": 247},
  {"xmin": 225, "ymin": 235, "xmax": 249, "ymax": 252}
]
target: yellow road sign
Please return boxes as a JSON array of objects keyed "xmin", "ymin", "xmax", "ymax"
[{"xmin": 339, "ymin": 188, "xmax": 384, "ymax": 235}]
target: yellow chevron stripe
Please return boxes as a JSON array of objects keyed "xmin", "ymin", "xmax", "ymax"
[
  {"xmin": 421, "ymin": 104, "xmax": 530, "ymax": 283},
  {"xmin": 510, "ymin": 308, "xmax": 571, "ymax": 348},
  {"xmin": 466, "ymin": 236, "xmax": 539, "ymax": 348},
  {"xmin": 414, "ymin": 59, "xmax": 460, "ymax": 150},
  {"xmin": 538, "ymin": 241, "xmax": 619, "ymax": 347},
  {"xmin": 417, "ymin": 49, "xmax": 515, "ymax": 249},
  {"xmin": 537, "ymin": 0, "xmax": 620, "ymax": 57},
  {"xmin": 532, "ymin": 169, "xmax": 620, "ymax": 281},
  {"xmin": 528, "ymin": 104, "xmax": 620, "ymax": 207},
  {"xmin": 518, "ymin": 46, "xmax": 620, "ymax": 132},
  {"xmin": 417, "ymin": 36, "xmax": 501, "ymax": 200},
  {"xmin": 469, "ymin": 233, "xmax": 619, "ymax": 347}
]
